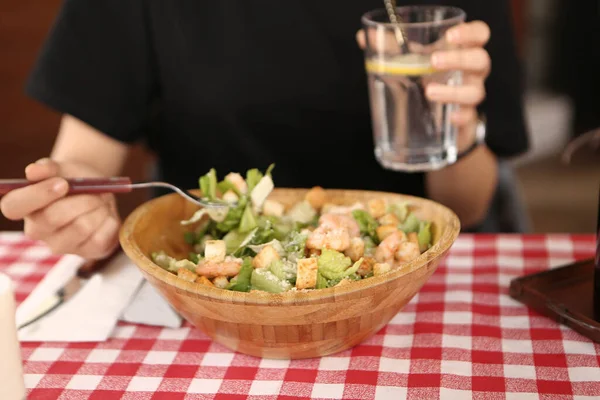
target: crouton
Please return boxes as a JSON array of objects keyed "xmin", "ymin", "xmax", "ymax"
[
  {"xmin": 263, "ymin": 199, "xmax": 285, "ymax": 217},
  {"xmin": 345, "ymin": 237, "xmax": 365, "ymax": 262},
  {"xmin": 335, "ymin": 279, "xmax": 352, "ymax": 287},
  {"xmin": 373, "ymin": 263, "xmax": 391, "ymax": 276},
  {"xmin": 376, "ymin": 225, "xmax": 399, "ymax": 241},
  {"xmin": 368, "ymin": 198, "xmax": 387, "ymax": 219},
  {"xmin": 204, "ymin": 240, "xmax": 226, "ymax": 262},
  {"xmin": 407, "ymin": 232, "xmax": 419, "ymax": 247},
  {"xmin": 195, "ymin": 275, "xmax": 215, "ymax": 286},
  {"xmin": 212, "ymin": 276, "xmax": 229, "ymax": 289},
  {"xmin": 295, "ymin": 258, "xmax": 318, "ymax": 290},
  {"xmin": 225, "ymin": 172, "xmax": 247, "ymax": 194},
  {"xmin": 305, "ymin": 186, "xmax": 327, "ymax": 210},
  {"xmin": 378, "ymin": 213, "xmax": 400, "ymax": 226},
  {"xmin": 357, "ymin": 257, "xmax": 376, "ymax": 277},
  {"xmin": 177, "ymin": 267, "xmax": 198, "ymax": 282},
  {"xmin": 222, "ymin": 190, "xmax": 239, "ymax": 204},
  {"xmin": 395, "ymin": 241, "xmax": 421, "ymax": 263},
  {"xmin": 252, "ymin": 245, "xmax": 280, "ymax": 269}
]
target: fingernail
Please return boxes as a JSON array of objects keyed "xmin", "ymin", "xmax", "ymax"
[
  {"xmin": 52, "ymin": 179, "xmax": 68, "ymax": 193},
  {"xmin": 36, "ymin": 158, "xmax": 51, "ymax": 165},
  {"xmin": 24, "ymin": 163, "xmax": 36, "ymax": 174}
]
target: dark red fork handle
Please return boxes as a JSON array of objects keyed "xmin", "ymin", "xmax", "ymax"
[{"xmin": 0, "ymin": 177, "xmax": 133, "ymax": 195}]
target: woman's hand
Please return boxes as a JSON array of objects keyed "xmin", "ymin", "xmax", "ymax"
[
  {"xmin": 426, "ymin": 21, "xmax": 491, "ymax": 150},
  {"xmin": 0, "ymin": 158, "xmax": 121, "ymax": 260},
  {"xmin": 356, "ymin": 20, "xmax": 491, "ymax": 151}
]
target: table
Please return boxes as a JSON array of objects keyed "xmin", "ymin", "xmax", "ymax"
[{"xmin": 1, "ymin": 232, "xmax": 599, "ymax": 399}]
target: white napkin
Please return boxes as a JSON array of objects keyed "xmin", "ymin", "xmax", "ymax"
[
  {"xmin": 16, "ymin": 253, "xmax": 143, "ymax": 342},
  {"xmin": 121, "ymin": 280, "xmax": 183, "ymax": 329}
]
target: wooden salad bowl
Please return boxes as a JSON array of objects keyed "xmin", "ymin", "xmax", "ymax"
[{"xmin": 119, "ymin": 188, "xmax": 460, "ymax": 359}]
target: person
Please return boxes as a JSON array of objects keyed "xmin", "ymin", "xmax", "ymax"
[{"xmin": 0, "ymin": 0, "xmax": 528, "ymax": 260}]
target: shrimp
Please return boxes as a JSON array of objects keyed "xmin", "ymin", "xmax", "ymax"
[
  {"xmin": 306, "ymin": 226, "xmax": 351, "ymax": 252},
  {"xmin": 318, "ymin": 213, "xmax": 361, "ymax": 237},
  {"xmin": 375, "ymin": 231, "xmax": 407, "ymax": 264},
  {"xmin": 195, "ymin": 256, "xmax": 242, "ymax": 278}
]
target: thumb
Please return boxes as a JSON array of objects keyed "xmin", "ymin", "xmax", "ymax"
[{"xmin": 24, "ymin": 158, "xmax": 61, "ymax": 181}]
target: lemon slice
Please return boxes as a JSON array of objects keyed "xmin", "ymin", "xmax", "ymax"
[{"xmin": 365, "ymin": 54, "xmax": 435, "ymax": 76}]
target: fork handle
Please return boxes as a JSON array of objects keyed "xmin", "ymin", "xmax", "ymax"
[{"xmin": 0, "ymin": 177, "xmax": 133, "ymax": 195}]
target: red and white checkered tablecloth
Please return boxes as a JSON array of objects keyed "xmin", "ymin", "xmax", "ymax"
[{"xmin": 1, "ymin": 232, "xmax": 599, "ymax": 400}]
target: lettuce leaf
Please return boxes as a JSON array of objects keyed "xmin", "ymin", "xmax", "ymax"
[
  {"xmin": 239, "ymin": 204, "xmax": 258, "ymax": 233},
  {"xmin": 286, "ymin": 200, "xmax": 317, "ymax": 225},
  {"xmin": 352, "ymin": 210, "xmax": 380, "ymax": 244},
  {"xmin": 388, "ymin": 202, "xmax": 409, "ymax": 222},
  {"xmin": 283, "ymin": 231, "xmax": 308, "ymax": 262},
  {"xmin": 246, "ymin": 169, "xmax": 263, "ymax": 193},
  {"xmin": 217, "ymin": 179, "xmax": 241, "ymax": 197},
  {"xmin": 316, "ymin": 272, "xmax": 328, "ymax": 289},
  {"xmin": 215, "ymin": 196, "xmax": 248, "ymax": 232},
  {"xmin": 317, "ymin": 249, "xmax": 363, "ymax": 281},
  {"xmin": 400, "ymin": 213, "xmax": 420, "ymax": 233},
  {"xmin": 227, "ymin": 257, "xmax": 253, "ymax": 292},
  {"xmin": 199, "ymin": 168, "xmax": 217, "ymax": 201},
  {"xmin": 417, "ymin": 221, "xmax": 432, "ymax": 252}
]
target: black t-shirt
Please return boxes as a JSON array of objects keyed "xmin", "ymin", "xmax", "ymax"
[{"xmin": 26, "ymin": 0, "xmax": 528, "ymax": 197}]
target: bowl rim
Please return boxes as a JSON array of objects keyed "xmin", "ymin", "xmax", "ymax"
[{"xmin": 119, "ymin": 188, "xmax": 460, "ymax": 305}]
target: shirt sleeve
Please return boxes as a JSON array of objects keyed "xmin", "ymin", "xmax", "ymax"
[
  {"xmin": 25, "ymin": 0, "xmax": 156, "ymax": 144},
  {"xmin": 459, "ymin": 0, "xmax": 530, "ymax": 158}
]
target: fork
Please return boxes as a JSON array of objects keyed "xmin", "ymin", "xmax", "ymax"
[
  {"xmin": 0, "ymin": 177, "xmax": 230, "ymax": 208},
  {"xmin": 383, "ymin": 0, "xmax": 437, "ymax": 136}
]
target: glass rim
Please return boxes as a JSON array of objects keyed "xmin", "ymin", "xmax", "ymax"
[{"xmin": 361, "ymin": 5, "xmax": 466, "ymax": 29}]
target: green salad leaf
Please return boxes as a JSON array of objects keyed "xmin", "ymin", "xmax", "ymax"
[
  {"xmin": 184, "ymin": 231, "xmax": 196, "ymax": 245},
  {"xmin": 352, "ymin": 210, "xmax": 380, "ymax": 244},
  {"xmin": 239, "ymin": 204, "xmax": 258, "ymax": 233},
  {"xmin": 188, "ymin": 252, "xmax": 201, "ymax": 264},
  {"xmin": 388, "ymin": 202, "xmax": 409, "ymax": 222},
  {"xmin": 400, "ymin": 213, "xmax": 420, "ymax": 233},
  {"xmin": 246, "ymin": 168, "xmax": 263, "ymax": 193},
  {"xmin": 216, "ymin": 196, "xmax": 248, "ymax": 233},
  {"xmin": 251, "ymin": 268, "xmax": 291, "ymax": 293},
  {"xmin": 199, "ymin": 168, "xmax": 217, "ymax": 201},
  {"xmin": 265, "ymin": 163, "xmax": 275, "ymax": 177},
  {"xmin": 317, "ymin": 249, "xmax": 363, "ymax": 281},
  {"xmin": 316, "ymin": 272, "xmax": 328, "ymax": 289},
  {"xmin": 217, "ymin": 179, "xmax": 241, "ymax": 197},
  {"xmin": 227, "ymin": 257, "xmax": 253, "ymax": 292},
  {"xmin": 283, "ymin": 230, "xmax": 308, "ymax": 261},
  {"xmin": 417, "ymin": 221, "xmax": 432, "ymax": 252}
]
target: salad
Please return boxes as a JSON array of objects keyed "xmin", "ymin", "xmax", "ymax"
[{"xmin": 151, "ymin": 165, "xmax": 433, "ymax": 293}]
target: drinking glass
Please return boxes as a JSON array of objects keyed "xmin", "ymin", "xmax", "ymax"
[
  {"xmin": 0, "ymin": 273, "xmax": 26, "ymax": 400},
  {"xmin": 362, "ymin": 5, "xmax": 466, "ymax": 171}
]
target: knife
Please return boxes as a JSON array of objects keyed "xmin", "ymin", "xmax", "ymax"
[{"xmin": 17, "ymin": 249, "xmax": 120, "ymax": 330}]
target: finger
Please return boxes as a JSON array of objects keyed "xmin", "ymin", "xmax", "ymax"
[
  {"xmin": 431, "ymin": 48, "xmax": 491, "ymax": 75},
  {"xmin": 425, "ymin": 83, "xmax": 486, "ymax": 106},
  {"xmin": 24, "ymin": 158, "xmax": 61, "ymax": 182},
  {"xmin": 44, "ymin": 205, "xmax": 112, "ymax": 255},
  {"xmin": 446, "ymin": 21, "xmax": 491, "ymax": 47},
  {"xmin": 0, "ymin": 177, "xmax": 69, "ymax": 221},
  {"xmin": 450, "ymin": 107, "xmax": 478, "ymax": 127},
  {"xmin": 24, "ymin": 195, "xmax": 108, "ymax": 240},
  {"xmin": 356, "ymin": 29, "xmax": 366, "ymax": 49},
  {"xmin": 74, "ymin": 215, "xmax": 120, "ymax": 260}
]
